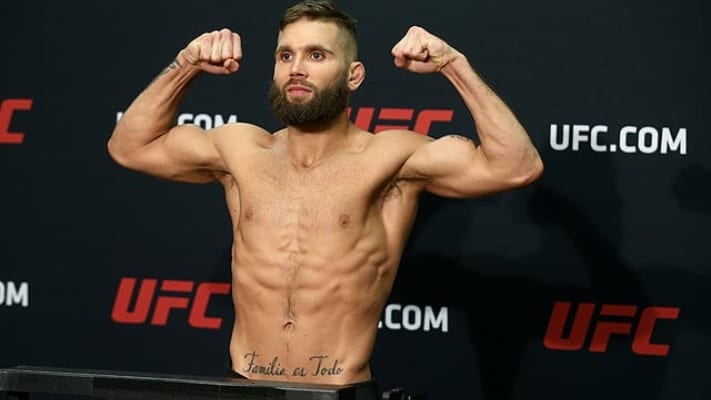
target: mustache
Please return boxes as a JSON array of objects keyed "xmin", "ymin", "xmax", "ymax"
[{"xmin": 283, "ymin": 79, "xmax": 317, "ymax": 91}]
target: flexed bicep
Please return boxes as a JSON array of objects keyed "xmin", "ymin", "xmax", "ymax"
[
  {"xmin": 109, "ymin": 121, "xmax": 227, "ymax": 183},
  {"xmin": 127, "ymin": 123, "xmax": 227, "ymax": 183},
  {"xmin": 392, "ymin": 25, "xmax": 543, "ymax": 196},
  {"xmin": 402, "ymin": 134, "xmax": 513, "ymax": 198},
  {"xmin": 108, "ymin": 28, "xmax": 246, "ymax": 184}
]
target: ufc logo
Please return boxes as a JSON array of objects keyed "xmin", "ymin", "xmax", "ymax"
[
  {"xmin": 0, "ymin": 98, "xmax": 33, "ymax": 144},
  {"xmin": 111, "ymin": 277, "xmax": 231, "ymax": 329},
  {"xmin": 543, "ymin": 301, "xmax": 680, "ymax": 356},
  {"xmin": 348, "ymin": 107, "xmax": 453, "ymax": 135}
]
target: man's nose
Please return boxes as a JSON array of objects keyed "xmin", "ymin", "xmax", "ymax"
[{"xmin": 289, "ymin": 56, "xmax": 307, "ymax": 77}]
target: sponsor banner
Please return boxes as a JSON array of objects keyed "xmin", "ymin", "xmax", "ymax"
[
  {"xmin": 0, "ymin": 98, "xmax": 33, "ymax": 145},
  {"xmin": 116, "ymin": 112, "xmax": 239, "ymax": 130},
  {"xmin": 348, "ymin": 106, "xmax": 454, "ymax": 135},
  {"xmin": 378, "ymin": 303, "xmax": 449, "ymax": 333},
  {"xmin": 543, "ymin": 301, "xmax": 680, "ymax": 357},
  {"xmin": 549, "ymin": 124, "xmax": 687, "ymax": 155},
  {"xmin": 111, "ymin": 277, "xmax": 231, "ymax": 329},
  {"xmin": 0, "ymin": 280, "xmax": 30, "ymax": 307}
]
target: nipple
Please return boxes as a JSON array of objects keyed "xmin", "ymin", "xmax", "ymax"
[{"xmin": 338, "ymin": 214, "xmax": 352, "ymax": 229}]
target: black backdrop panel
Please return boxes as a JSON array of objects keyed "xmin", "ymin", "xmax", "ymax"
[{"xmin": 1, "ymin": 1, "xmax": 709, "ymax": 399}]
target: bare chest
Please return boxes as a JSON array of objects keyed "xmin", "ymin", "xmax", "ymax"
[{"xmin": 232, "ymin": 154, "xmax": 392, "ymax": 231}]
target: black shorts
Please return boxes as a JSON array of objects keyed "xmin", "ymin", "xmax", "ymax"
[{"xmin": 223, "ymin": 368, "xmax": 380, "ymax": 400}]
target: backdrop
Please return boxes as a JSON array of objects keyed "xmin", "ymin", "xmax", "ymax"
[{"xmin": 1, "ymin": 1, "xmax": 709, "ymax": 399}]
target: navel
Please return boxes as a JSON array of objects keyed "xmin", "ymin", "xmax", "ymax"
[{"xmin": 338, "ymin": 214, "xmax": 352, "ymax": 229}]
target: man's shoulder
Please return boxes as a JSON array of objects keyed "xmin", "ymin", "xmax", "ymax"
[
  {"xmin": 371, "ymin": 128, "xmax": 433, "ymax": 142},
  {"xmin": 209, "ymin": 122, "xmax": 276, "ymax": 148},
  {"xmin": 367, "ymin": 129, "xmax": 434, "ymax": 153}
]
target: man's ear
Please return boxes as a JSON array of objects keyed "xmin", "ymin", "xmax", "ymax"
[{"xmin": 347, "ymin": 61, "xmax": 365, "ymax": 91}]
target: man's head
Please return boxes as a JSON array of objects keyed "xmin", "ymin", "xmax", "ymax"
[
  {"xmin": 269, "ymin": 1, "xmax": 365, "ymax": 129},
  {"xmin": 279, "ymin": 0, "xmax": 358, "ymax": 64}
]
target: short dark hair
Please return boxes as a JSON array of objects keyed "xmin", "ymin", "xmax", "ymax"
[{"xmin": 280, "ymin": 0, "xmax": 358, "ymax": 61}]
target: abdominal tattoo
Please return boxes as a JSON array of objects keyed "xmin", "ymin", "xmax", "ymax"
[{"xmin": 243, "ymin": 351, "xmax": 344, "ymax": 377}]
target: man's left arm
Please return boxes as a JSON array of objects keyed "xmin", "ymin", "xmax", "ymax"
[{"xmin": 393, "ymin": 26, "xmax": 543, "ymax": 198}]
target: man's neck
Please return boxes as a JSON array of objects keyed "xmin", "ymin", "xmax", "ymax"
[{"xmin": 285, "ymin": 114, "xmax": 353, "ymax": 168}]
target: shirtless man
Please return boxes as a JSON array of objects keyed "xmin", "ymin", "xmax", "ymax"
[{"xmin": 107, "ymin": 0, "xmax": 543, "ymax": 396}]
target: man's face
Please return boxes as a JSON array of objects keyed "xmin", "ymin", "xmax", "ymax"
[{"xmin": 269, "ymin": 19, "xmax": 352, "ymax": 128}]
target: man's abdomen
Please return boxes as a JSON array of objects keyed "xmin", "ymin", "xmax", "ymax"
[
  {"xmin": 228, "ymin": 308, "xmax": 378, "ymax": 384},
  {"xmin": 227, "ymin": 240, "xmax": 393, "ymax": 384}
]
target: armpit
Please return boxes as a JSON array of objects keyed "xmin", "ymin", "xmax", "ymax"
[{"xmin": 380, "ymin": 176, "xmax": 424, "ymax": 201}]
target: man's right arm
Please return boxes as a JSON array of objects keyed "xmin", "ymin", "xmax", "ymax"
[{"xmin": 107, "ymin": 29, "xmax": 242, "ymax": 183}]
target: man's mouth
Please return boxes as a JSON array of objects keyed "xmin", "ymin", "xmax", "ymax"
[
  {"xmin": 288, "ymin": 88, "xmax": 311, "ymax": 94},
  {"xmin": 286, "ymin": 84, "xmax": 313, "ymax": 94}
]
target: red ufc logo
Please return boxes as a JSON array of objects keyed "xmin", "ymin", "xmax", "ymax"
[
  {"xmin": 348, "ymin": 107, "xmax": 453, "ymax": 135},
  {"xmin": 111, "ymin": 277, "xmax": 231, "ymax": 329},
  {"xmin": 0, "ymin": 99, "xmax": 33, "ymax": 144},
  {"xmin": 543, "ymin": 301, "xmax": 680, "ymax": 356}
]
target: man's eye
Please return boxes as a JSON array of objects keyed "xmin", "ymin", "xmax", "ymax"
[
  {"xmin": 311, "ymin": 52, "xmax": 324, "ymax": 60},
  {"xmin": 280, "ymin": 53, "xmax": 292, "ymax": 61}
]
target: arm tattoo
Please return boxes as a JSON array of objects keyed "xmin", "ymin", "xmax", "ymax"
[
  {"xmin": 149, "ymin": 58, "xmax": 183, "ymax": 84},
  {"xmin": 444, "ymin": 134, "xmax": 472, "ymax": 142},
  {"xmin": 158, "ymin": 58, "xmax": 182, "ymax": 77}
]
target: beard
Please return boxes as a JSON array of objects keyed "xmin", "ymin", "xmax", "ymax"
[{"xmin": 268, "ymin": 73, "xmax": 350, "ymax": 130}]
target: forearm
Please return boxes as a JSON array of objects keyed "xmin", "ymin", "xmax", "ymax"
[
  {"xmin": 441, "ymin": 55, "xmax": 541, "ymax": 180},
  {"xmin": 109, "ymin": 56, "xmax": 201, "ymax": 155}
]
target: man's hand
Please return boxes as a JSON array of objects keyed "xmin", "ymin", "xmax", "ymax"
[
  {"xmin": 179, "ymin": 28, "xmax": 242, "ymax": 75},
  {"xmin": 391, "ymin": 26, "xmax": 461, "ymax": 74}
]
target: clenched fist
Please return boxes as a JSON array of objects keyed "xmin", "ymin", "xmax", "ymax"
[
  {"xmin": 179, "ymin": 28, "xmax": 242, "ymax": 74},
  {"xmin": 391, "ymin": 26, "xmax": 461, "ymax": 74}
]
